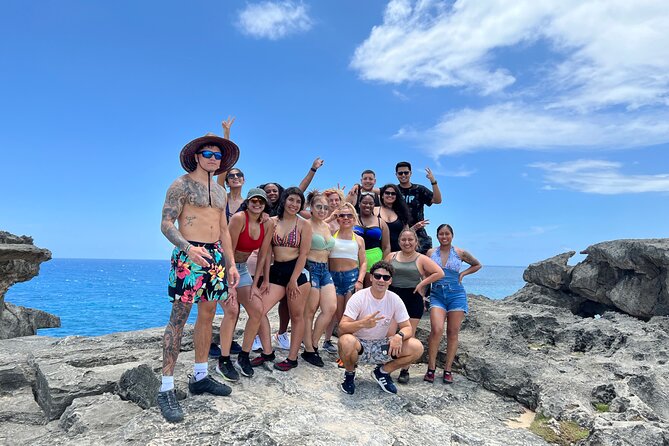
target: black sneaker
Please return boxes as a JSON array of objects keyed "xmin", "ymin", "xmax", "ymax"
[
  {"xmin": 235, "ymin": 354, "xmax": 254, "ymax": 377},
  {"xmin": 157, "ymin": 389, "xmax": 184, "ymax": 422},
  {"xmin": 398, "ymin": 369, "xmax": 410, "ymax": 384},
  {"xmin": 301, "ymin": 350, "xmax": 324, "ymax": 367},
  {"xmin": 340, "ymin": 372, "xmax": 355, "ymax": 395},
  {"xmin": 216, "ymin": 357, "xmax": 239, "ymax": 382},
  {"xmin": 209, "ymin": 342, "xmax": 221, "ymax": 359},
  {"xmin": 371, "ymin": 365, "xmax": 397, "ymax": 394},
  {"xmin": 230, "ymin": 340, "xmax": 243, "ymax": 355},
  {"xmin": 188, "ymin": 374, "xmax": 232, "ymax": 396}
]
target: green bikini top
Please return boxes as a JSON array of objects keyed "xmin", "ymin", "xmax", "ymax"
[{"xmin": 311, "ymin": 232, "xmax": 335, "ymax": 251}]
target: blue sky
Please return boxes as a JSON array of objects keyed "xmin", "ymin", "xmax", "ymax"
[{"xmin": 1, "ymin": 0, "xmax": 668, "ymax": 266}]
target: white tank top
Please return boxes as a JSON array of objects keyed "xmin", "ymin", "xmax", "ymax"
[{"xmin": 329, "ymin": 231, "xmax": 359, "ymax": 261}]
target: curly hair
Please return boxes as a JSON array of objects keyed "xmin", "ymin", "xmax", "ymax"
[{"xmin": 379, "ymin": 183, "xmax": 410, "ymax": 226}]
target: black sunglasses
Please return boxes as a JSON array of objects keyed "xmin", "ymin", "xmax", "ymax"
[
  {"xmin": 396, "ymin": 171, "xmax": 411, "ymax": 176},
  {"xmin": 383, "ymin": 191, "xmax": 397, "ymax": 196},
  {"xmin": 372, "ymin": 273, "xmax": 392, "ymax": 281},
  {"xmin": 198, "ymin": 150, "xmax": 223, "ymax": 160},
  {"xmin": 227, "ymin": 172, "xmax": 244, "ymax": 179}
]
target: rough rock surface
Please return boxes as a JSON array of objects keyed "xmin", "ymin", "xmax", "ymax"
[
  {"xmin": 523, "ymin": 251, "xmax": 575, "ymax": 291},
  {"xmin": 0, "ymin": 230, "xmax": 59, "ymax": 339}
]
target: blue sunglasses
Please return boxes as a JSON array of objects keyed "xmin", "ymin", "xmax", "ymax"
[{"xmin": 198, "ymin": 150, "xmax": 223, "ymax": 160}]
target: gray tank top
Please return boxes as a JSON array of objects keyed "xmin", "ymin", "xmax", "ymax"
[{"xmin": 390, "ymin": 254, "xmax": 422, "ymax": 288}]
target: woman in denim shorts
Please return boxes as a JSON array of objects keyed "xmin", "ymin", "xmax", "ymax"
[
  {"xmin": 424, "ymin": 224, "xmax": 482, "ymax": 385},
  {"xmin": 302, "ymin": 191, "xmax": 337, "ymax": 367},
  {"xmin": 322, "ymin": 203, "xmax": 367, "ymax": 355}
]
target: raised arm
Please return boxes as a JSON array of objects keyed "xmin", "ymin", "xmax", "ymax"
[
  {"xmin": 426, "ymin": 168, "xmax": 442, "ymax": 204},
  {"xmin": 216, "ymin": 116, "xmax": 236, "ymax": 187},
  {"xmin": 298, "ymin": 157, "xmax": 324, "ymax": 192}
]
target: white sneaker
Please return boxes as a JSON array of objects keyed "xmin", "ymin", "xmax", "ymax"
[
  {"xmin": 252, "ymin": 335, "xmax": 262, "ymax": 352},
  {"xmin": 274, "ymin": 332, "xmax": 291, "ymax": 350}
]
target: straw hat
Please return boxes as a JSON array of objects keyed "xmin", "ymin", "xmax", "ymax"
[{"xmin": 180, "ymin": 133, "xmax": 240, "ymax": 176}]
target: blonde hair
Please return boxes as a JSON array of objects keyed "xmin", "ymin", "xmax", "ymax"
[
  {"xmin": 335, "ymin": 202, "xmax": 361, "ymax": 226},
  {"xmin": 323, "ymin": 188, "xmax": 345, "ymax": 203}
]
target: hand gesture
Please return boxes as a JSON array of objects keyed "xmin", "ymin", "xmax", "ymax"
[
  {"xmin": 411, "ymin": 219, "xmax": 430, "ymax": 231},
  {"xmin": 425, "ymin": 167, "xmax": 436, "ymax": 183},
  {"xmin": 187, "ymin": 246, "xmax": 213, "ymax": 268},
  {"xmin": 361, "ymin": 311, "xmax": 385, "ymax": 329},
  {"xmin": 221, "ymin": 116, "xmax": 235, "ymax": 138},
  {"xmin": 348, "ymin": 184, "xmax": 360, "ymax": 198},
  {"xmin": 311, "ymin": 157, "xmax": 324, "ymax": 171}
]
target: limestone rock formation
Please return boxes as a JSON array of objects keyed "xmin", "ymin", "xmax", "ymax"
[{"xmin": 0, "ymin": 230, "xmax": 59, "ymax": 339}]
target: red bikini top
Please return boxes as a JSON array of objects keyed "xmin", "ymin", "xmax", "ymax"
[{"xmin": 236, "ymin": 211, "xmax": 264, "ymax": 253}]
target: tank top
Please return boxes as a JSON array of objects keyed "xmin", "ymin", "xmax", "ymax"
[
  {"xmin": 385, "ymin": 218, "xmax": 404, "ymax": 252},
  {"xmin": 329, "ymin": 231, "xmax": 358, "ymax": 261},
  {"xmin": 236, "ymin": 211, "xmax": 265, "ymax": 253},
  {"xmin": 390, "ymin": 253, "xmax": 422, "ymax": 288},
  {"xmin": 431, "ymin": 247, "xmax": 462, "ymax": 286},
  {"xmin": 353, "ymin": 216, "xmax": 382, "ymax": 250}
]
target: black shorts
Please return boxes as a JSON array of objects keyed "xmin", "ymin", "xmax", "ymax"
[
  {"xmin": 269, "ymin": 258, "xmax": 309, "ymax": 287},
  {"xmin": 389, "ymin": 285, "xmax": 424, "ymax": 319}
]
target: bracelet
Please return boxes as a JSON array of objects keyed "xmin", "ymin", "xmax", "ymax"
[
  {"xmin": 357, "ymin": 280, "xmax": 363, "ymax": 284},
  {"xmin": 431, "ymin": 181, "xmax": 438, "ymax": 185},
  {"xmin": 310, "ymin": 167, "xmax": 317, "ymax": 173},
  {"xmin": 185, "ymin": 244, "xmax": 192, "ymax": 253}
]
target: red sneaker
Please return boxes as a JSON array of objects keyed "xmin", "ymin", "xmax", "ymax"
[
  {"xmin": 423, "ymin": 369, "xmax": 435, "ymax": 383},
  {"xmin": 443, "ymin": 370, "xmax": 453, "ymax": 384}
]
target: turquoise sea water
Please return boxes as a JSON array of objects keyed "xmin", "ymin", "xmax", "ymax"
[{"xmin": 4, "ymin": 259, "xmax": 525, "ymax": 337}]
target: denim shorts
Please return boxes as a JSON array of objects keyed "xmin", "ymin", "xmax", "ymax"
[
  {"xmin": 236, "ymin": 262, "xmax": 253, "ymax": 288},
  {"xmin": 430, "ymin": 282, "xmax": 468, "ymax": 313},
  {"xmin": 307, "ymin": 260, "xmax": 334, "ymax": 289},
  {"xmin": 331, "ymin": 268, "xmax": 359, "ymax": 297}
]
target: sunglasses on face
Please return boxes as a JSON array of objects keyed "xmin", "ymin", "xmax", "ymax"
[
  {"xmin": 198, "ymin": 150, "xmax": 223, "ymax": 160},
  {"xmin": 248, "ymin": 197, "xmax": 265, "ymax": 205},
  {"xmin": 338, "ymin": 213, "xmax": 354, "ymax": 219},
  {"xmin": 383, "ymin": 191, "xmax": 397, "ymax": 196},
  {"xmin": 314, "ymin": 204, "xmax": 329, "ymax": 211},
  {"xmin": 397, "ymin": 171, "xmax": 411, "ymax": 176},
  {"xmin": 227, "ymin": 172, "xmax": 244, "ymax": 179},
  {"xmin": 372, "ymin": 273, "xmax": 392, "ymax": 281}
]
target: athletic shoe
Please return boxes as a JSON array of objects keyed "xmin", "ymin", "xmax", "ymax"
[
  {"xmin": 424, "ymin": 369, "xmax": 435, "ymax": 383},
  {"xmin": 340, "ymin": 373, "xmax": 356, "ymax": 395},
  {"xmin": 322, "ymin": 340, "xmax": 338, "ymax": 354},
  {"xmin": 443, "ymin": 370, "xmax": 454, "ymax": 384},
  {"xmin": 250, "ymin": 351, "xmax": 276, "ymax": 367},
  {"xmin": 251, "ymin": 335, "xmax": 262, "ymax": 352},
  {"xmin": 371, "ymin": 365, "xmax": 397, "ymax": 394},
  {"xmin": 157, "ymin": 389, "xmax": 183, "ymax": 423},
  {"xmin": 230, "ymin": 340, "xmax": 243, "ymax": 355},
  {"xmin": 274, "ymin": 332, "xmax": 291, "ymax": 350},
  {"xmin": 398, "ymin": 369, "xmax": 410, "ymax": 384},
  {"xmin": 301, "ymin": 350, "xmax": 324, "ymax": 367},
  {"xmin": 273, "ymin": 358, "xmax": 298, "ymax": 371},
  {"xmin": 235, "ymin": 355, "xmax": 254, "ymax": 377},
  {"xmin": 188, "ymin": 374, "xmax": 232, "ymax": 397},
  {"xmin": 209, "ymin": 342, "xmax": 221, "ymax": 359},
  {"xmin": 216, "ymin": 357, "xmax": 239, "ymax": 382}
]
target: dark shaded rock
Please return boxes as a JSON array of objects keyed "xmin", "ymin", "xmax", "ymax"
[
  {"xmin": 523, "ymin": 251, "xmax": 575, "ymax": 290},
  {"xmin": 591, "ymin": 384, "xmax": 616, "ymax": 405},
  {"xmin": 117, "ymin": 364, "xmax": 160, "ymax": 409},
  {"xmin": 506, "ymin": 283, "xmax": 586, "ymax": 314}
]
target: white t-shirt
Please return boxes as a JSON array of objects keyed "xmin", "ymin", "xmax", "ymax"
[{"xmin": 343, "ymin": 288, "xmax": 410, "ymax": 340}]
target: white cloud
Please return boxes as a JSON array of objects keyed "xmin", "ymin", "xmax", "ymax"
[
  {"xmin": 237, "ymin": 1, "xmax": 313, "ymax": 40},
  {"xmin": 402, "ymin": 103, "xmax": 669, "ymax": 156},
  {"xmin": 530, "ymin": 159, "xmax": 669, "ymax": 194},
  {"xmin": 511, "ymin": 225, "xmax": 560, "ymax": 237},
  {"xmin": 432, "ymin": 165, "xmax": 477, "ymax": 177},
  {"xmin": 392, "ymin": 89, "xmax": 409, "ymax": 101}
]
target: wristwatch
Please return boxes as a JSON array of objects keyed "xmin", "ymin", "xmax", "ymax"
[{"xmin": 397, "ymin": 331, "xmax": 405, "ymax": 340}]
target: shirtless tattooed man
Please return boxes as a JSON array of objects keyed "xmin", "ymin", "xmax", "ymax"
[{"xmin": 157, "ymin": 133, "xmax": 241, "ymax": 422}]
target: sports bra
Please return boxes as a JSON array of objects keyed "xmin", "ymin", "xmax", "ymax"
[
  {"xmin": 272, "ymin": 219, "xmax": 300, "ymax": 248},
  {"xmin": 236, "ymin": 211, "xmax": 264, "ymax": 253},
  {"xmin": 353, "ymin": 216, "xmax": 382, "ymax": 250},
  {"xmin": 329, "ymin": 231, "xmax": 359, "ymax": 261},
  {"xmin": 311, "ymin": 232, "xmax": 335, "ymax": 251}
]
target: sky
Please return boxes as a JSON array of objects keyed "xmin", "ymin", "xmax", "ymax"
[{"xmin": 1, "ymin": 0, "xmax": 668, "ymax": 266}]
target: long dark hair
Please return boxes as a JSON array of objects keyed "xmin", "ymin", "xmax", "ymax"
[
  {"xmin": 379, "ymin": 183, "xmax": 410, "ymax": 226},
  {"xmin": 276, "ymin": 187, "xmax": 305, "ymax": 220},
  {"xmin": 258, "ymin": 182, "xmax": 285, "ymax": 216}
]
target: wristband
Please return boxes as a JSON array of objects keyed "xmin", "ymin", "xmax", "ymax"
[
  {"xmin": 431, "ymin": 181, "xmax": 437, "ymax": 185},
  {"xmin": 185, "ymin": 244, "xmax": 192, "ymax": 254},
  {"xmin": 310, "ymin": 167, "xmax": 317, "ymax": 173}
]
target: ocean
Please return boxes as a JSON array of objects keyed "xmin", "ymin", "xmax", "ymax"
[{"xmin": 4, "ymin": 259, "xmax": 526, "ymax": 337}]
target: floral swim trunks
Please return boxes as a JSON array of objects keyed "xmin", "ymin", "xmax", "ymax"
[{"xmin": 168, "ymin": 241, "xmax": 228, "ymax": 304}]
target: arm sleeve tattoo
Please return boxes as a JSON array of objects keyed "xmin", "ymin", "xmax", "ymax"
[{"xmin": 161, "ymin": 179, "xmax": 190, "ymax": 251}]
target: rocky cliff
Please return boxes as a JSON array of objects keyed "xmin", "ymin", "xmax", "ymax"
[{"xmin": 0, "ymin": 231, "xmax": 60, "ymax": 339}]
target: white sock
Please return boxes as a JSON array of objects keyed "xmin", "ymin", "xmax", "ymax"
[
  {"xmin": 194, "ymin": 362, "xmax": 208, "ymax": 381},
  {"xmin": 160, "ymin": 375, "xmax": 174, "ymax": 392},
  {"xmin": 380, "ymin": 366, "xmax": 390, "ymax": 375}
]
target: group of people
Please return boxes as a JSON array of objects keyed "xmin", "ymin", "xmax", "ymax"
[{"xmin": 156, "ymin": 119, "xmax": 482, "ymax": 422}]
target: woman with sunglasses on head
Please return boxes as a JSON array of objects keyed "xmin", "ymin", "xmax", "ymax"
[
  {"xmin": 376, "ymin": 184, "xmax": 411, "ymax": 253},
  {"xmin": 301, "ymin": 191, "xmax": 337, "ymax": 367},
  {"xmin": 425, "ymin": 224, "xmax": 481, "ymax": 384},
  {"xmin": 384, "ymin": 228, "xmax": 444, "ymax": 384},
  {"xmin": 214, "ymin": 188, "xmax": 274, "ymax": 382},
  {"xmin": 321, "ymin": 203, "xmax": 367, "ymax": 355},
  {"xmin": 355, "ymin": 192, "xmax": 390, "ymax": 286},
  {"xmin": 251, "ymin": 187, "xmax": 312, "ymax": 371}
]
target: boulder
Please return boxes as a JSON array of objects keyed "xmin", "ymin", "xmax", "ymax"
[
  {"xmin": 117, "ymin": 364, "xmax": 160, "ymax": 409},
  {"xmin": 523, "ymin": 251, "xmax": 575, "ymax": 290}
]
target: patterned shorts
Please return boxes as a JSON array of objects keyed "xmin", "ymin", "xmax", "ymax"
[
  {"xmin": 168, "ymin": 241, "xmax": 228, "ymax": 304},
  {"xmin": 357, "ymin": 337, "xmax": 394, "ymax": 364}
]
